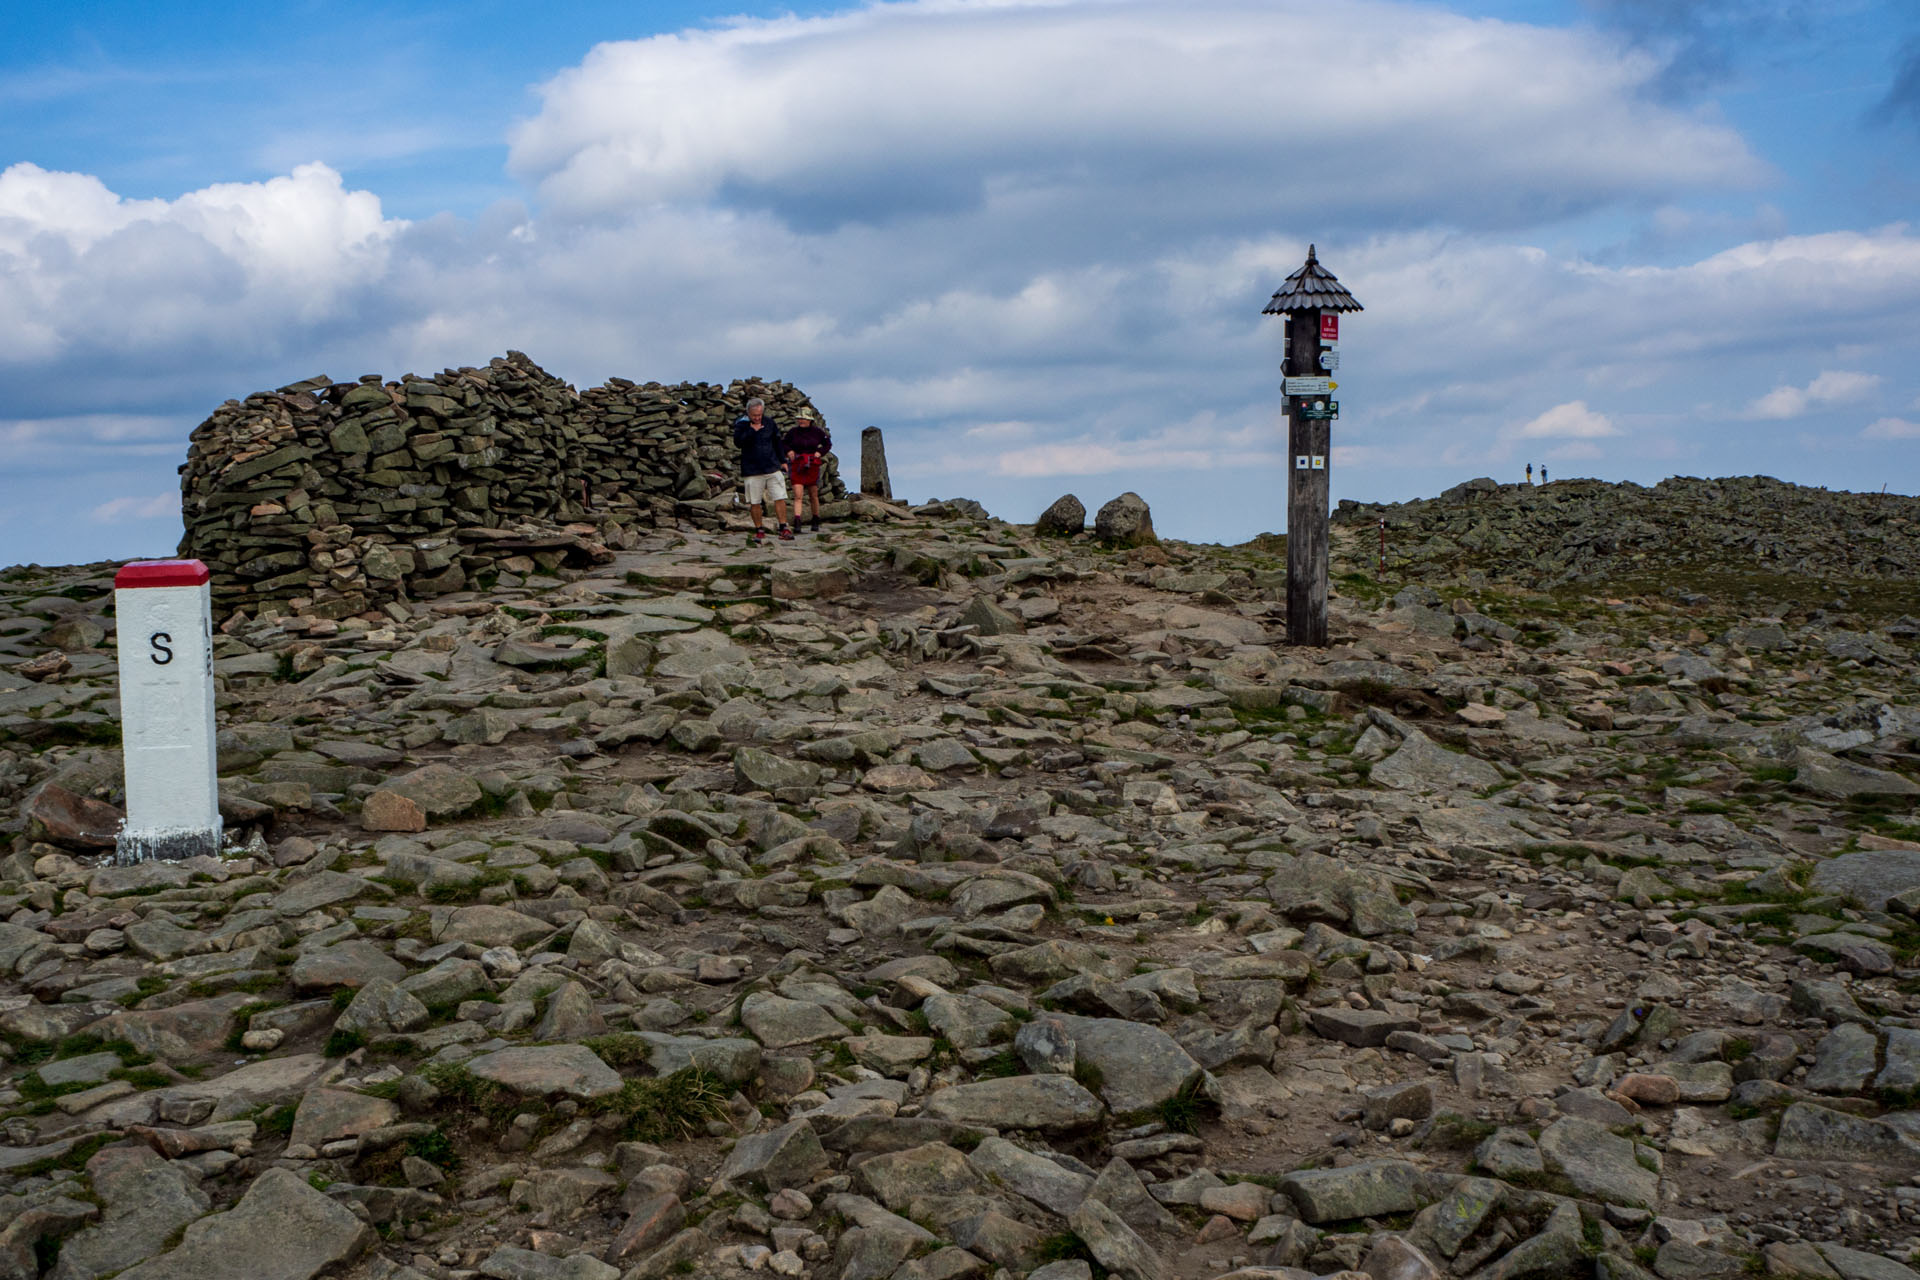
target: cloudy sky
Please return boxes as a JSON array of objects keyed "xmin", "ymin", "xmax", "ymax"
[{"xmin": 3, "ymin": 0, "xmax": 1917, "ymax": 566}]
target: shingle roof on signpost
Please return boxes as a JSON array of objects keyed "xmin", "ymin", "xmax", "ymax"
[{"xmin": 1262, "ymin": 244, "xmax": 1364, "ymax": 314}]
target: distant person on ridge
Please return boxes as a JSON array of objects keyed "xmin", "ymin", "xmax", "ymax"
[
  {"xmin": 1526, "ymin": 462, "xmax": 1533, "ymax": 485},
  {"xmin": 785, "ymin": 410, "xmax": 832, "ymax": 534},
  {"xmin": 733, "ymin": 397, "xmax": 793, "ymax": 542},
  {"xmin": 1541, "ymin": 465, "xmax": 1549, "ymax": 484}
]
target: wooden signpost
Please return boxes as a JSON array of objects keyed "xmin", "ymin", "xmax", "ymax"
[{"xmin": 1264, "ymin": 246, "xmax": 1363, "ymax": 647}]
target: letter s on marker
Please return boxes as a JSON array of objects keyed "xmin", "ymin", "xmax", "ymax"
[{"xmin": 150, "ymin": 632, "xmax": 173, "ymax": 665}]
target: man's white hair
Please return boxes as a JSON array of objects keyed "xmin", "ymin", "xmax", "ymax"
[{"xmin": 747, "ymin": 397, "xmax": 765, "ymax": 410}]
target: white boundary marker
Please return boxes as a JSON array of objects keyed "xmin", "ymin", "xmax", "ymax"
[{"xmin": 113, "ymin": 559, "xmax": 222, "ymax": 862}]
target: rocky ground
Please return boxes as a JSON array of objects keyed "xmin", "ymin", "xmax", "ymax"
[
  {"xmin": 1, "ymin": 487, "xmax": 1919, "ymax": 1280},
  {"xmin": 1336, "ymin": 476, "xmax": 1920, "ymax": 597}
]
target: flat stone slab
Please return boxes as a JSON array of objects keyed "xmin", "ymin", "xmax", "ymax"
[
  {"xmin": 1280, "ymin": 1159, "xmax": 1427, "ymax": 1224},
  {"xmin": 1307, "ymin": 1007, "xmax": 1420, "ymax": 1048},
  {"xmin": 922, "ymin": 1074, "xmax": 1104, "ymax": 1132},
  {"xmin": 112, "ymin": 1167, "xmax": 370, "ymax": 1280},
  {"xmin": 464, "ymin": 1045, "xmax": 623, "ymax": 1100},
  {"xmin": 51, "ymin": 1143, "xmax": 211, "ymax": 1280},
  {"xmin": 439, "ymin": 905, "xmax": 552, "ymax": 949},
  {"xmin": 1537, "ymin": 1115, "xmax": 1659, "ymax": 1207},
  {"xmin": 1811, "ymin": 850, "xmax": 1920, "ymax": 910},
  {"xmin": 1372, "ymin": 730, "xmax": 1502, "ymax": 793}
]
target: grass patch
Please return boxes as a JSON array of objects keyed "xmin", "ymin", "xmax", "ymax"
[
  {"xmin": 1418, "ymin": 1111, "xmax": 1496, "ymax": 1151},
  {"xmin": 422, "ymin": 869, "xmax": 512, "ymax": 904},
  {"xmin": 588, "ymin": 1067, "xmax": 731, "ymax": 1142},
  {"xmin": 973, "ymin": 1048, "xmax": 1021, "ymax": 1080},
  {"xmin": 119, "ymin": 976, "xmax": 169, "ymax": 1008},
  {"xmin": 581, "ymin": 1034, "xmax": 650, "ymax": 1069},
  {"xmin": 1157, "ymin": 1077, "xmax": 1211, "ymax": 1135},
  {"xmin": 323, "ymin": 1029, "xmax": 366, "ymax": 1058},
  {"xmin": 421, "ymin": 1062, "xmax": 529, "ymax": 1134},
  {"xmin": 7, "ymin": 1132, "xmax": 113, "ymax": 1178},
  {"xmin": 1072, "ymin": 1059, "xmax": 1105, "ymax": 1095},
  {"xmin": 1034, "ymin": 1232, "xmax": 1104, "ymax": 1277},
  {"xmin": 15, "ymin": 1075, "xmax": 96, "ymax": 1104},
  {"xmin": 356, "ymin": 1124, "xmax": 461, "ymax": 1187},
  {"xmin": 111, "ymin": 1066, "xmax": 173, "ymax": 1089},
  {"xmin": 256, "ymin": 1105, "xmax": 296, "ymax": 1138}
]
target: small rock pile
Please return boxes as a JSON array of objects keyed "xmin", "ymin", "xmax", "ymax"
[
  {"xmin": 1337, "ymin": 475, "xmax": 1920, "ymax": 589},
  {"xmin": 177, "ymin": 353, "xmax": 846, "ymax": 619}
]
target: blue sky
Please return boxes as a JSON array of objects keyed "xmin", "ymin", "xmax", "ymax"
[{"xmin": 3, "ymin": 0, "xmax": 1918, "ymax": 565}]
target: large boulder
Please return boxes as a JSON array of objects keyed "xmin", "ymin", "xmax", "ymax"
[
  {"xmin": 1094, "ymin": 493, "xmax": 1156, "ymax": 546},
  {"xmin": 1035, "ymin": 495, "xmax": 1086, "ymax": 536},
  {"xmin": 1045, "ymin": 1015, "xmax": 1204, "ymax": 1117}
]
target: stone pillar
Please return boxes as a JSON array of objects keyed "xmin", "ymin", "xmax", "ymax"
[
  {"xmin": 860, "ymin": 427, "xmax": 892, "ymax": 500},
  {"xmin": 114, "ymin": 559, "xmax": 223, "ymax": 862}
]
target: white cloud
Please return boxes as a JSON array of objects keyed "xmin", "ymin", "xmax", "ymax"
[
  {"xmin": 963, "ymin": 421, "xmax": 1036, "ymax": 442},
  {"xmin": 1516, "ymin": 401, "xmax": 1619, "ymax": 438},
  {"xmin": 511, "ymin": 0, "xmax": 1763, "ymax": 234},
  {"xmin": 91, "ymin": 495, "xmax": 177, "ymax": 523},
  {"xmin": 1863, "ymin": 417, "xmax": 1920, "ymax": 439},
  {"xmin": 0, "ymin": 414, "xmax": 184, "ymax": 464},
  {"xmin": 0, "ymin": 161, "xmax": 402, "ymax": 361},
  {"xmin": 1744, "ymin": 369, "xmax": 1883, "ymax": 420}
]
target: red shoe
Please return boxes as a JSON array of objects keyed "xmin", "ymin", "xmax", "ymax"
[
  {"xmin": 753, "ymin": 529, "xmax": 766, "ymax": 543},
  {"xmin": 778, "ymin": 525, "xmax": 794, "ymax": 541}
]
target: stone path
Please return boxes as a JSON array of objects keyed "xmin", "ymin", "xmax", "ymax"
[{"xmin": 0, "ymin": 497, "xmax": 1918, "ymax": 1280}]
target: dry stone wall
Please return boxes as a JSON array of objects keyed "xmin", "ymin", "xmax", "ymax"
[{"xmin": 177, "ymin": 351, "xmax": 845, "ymax": 618}]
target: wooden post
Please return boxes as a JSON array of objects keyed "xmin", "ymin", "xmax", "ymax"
[
  {"xmin": 1263, "ymin": 245, "xmax": 1361, "ymax": 649},
  {"xmin": 1284, "ymin": 313, "xmax": 1330, "ymax": 647},
  {"xmin": 860, "ymin": 426, "xmax": 892, "ymax": 500}
]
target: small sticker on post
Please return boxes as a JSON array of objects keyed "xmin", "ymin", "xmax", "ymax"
[
  {"xmin": 1312, "ymin": 455, "xmax": 1326, "ymax": 470},
  {"xmin": 1295, "ymin": 455, "xmax": 1310, "ymax": 470}
]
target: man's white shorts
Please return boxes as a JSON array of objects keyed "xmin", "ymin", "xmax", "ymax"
[{"xmin": 744, "ymin": 471, "xmax": 788, "ymax": 505}]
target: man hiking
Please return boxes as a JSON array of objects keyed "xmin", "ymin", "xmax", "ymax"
[
  {"xmin": 785, "ymin": 410, "xmax": 832, "ymax": 534},
  {"xmin": 733, "ymin": 397, "xmax": 793, "ymax": 542}
]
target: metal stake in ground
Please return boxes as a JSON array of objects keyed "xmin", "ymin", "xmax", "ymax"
[
  {"xmin": 113, "ymin": 559, "xmax": 222, "ymax": 863},
  {"xmin": 1264, "ymin": 245, "xmax": 1363, "ymax": 647}
]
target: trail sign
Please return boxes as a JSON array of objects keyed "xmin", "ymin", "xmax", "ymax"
[
  {"xmin": 1261, "ymin": 244, "xmax": 1363, "ymax": 648},
  {"xmin": 114, "ymin": 560, "xmax": 222, "ymax": 863}
]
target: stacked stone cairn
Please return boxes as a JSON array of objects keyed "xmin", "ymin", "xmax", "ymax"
[{"xmin": 177, "ymin": 352, "xmax": 845, "ymax": 619}]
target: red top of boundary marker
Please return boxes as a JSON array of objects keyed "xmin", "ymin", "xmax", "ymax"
[{"xmin": 115, "ymin": 560, "xmax": 210, "ymax": 589}]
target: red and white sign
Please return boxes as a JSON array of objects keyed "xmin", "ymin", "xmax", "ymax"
[
  {"xmin": 1320, "ymin": 314, "xmax": 1339, "ymax": 341},
  {"xmin": 114, "ymin": 559, "xmax": 222, "ymax": 862}
]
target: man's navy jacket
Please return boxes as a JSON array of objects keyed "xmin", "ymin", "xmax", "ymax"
[{"xmin": 733, "ymin": 416, "xmax": 785, "ymax": 477}]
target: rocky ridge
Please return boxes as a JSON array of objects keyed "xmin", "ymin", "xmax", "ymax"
[
  {"xmin": 1336, "ymin": 476, "xmax": 1920, "ymax": 594},
  {"xmin": 0, "ymin": 489, "xmax": 1918, "ymax": 1280}
]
